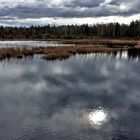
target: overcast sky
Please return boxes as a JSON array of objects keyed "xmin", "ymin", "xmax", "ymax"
[{"xmin": 0, "ymin": 0, "xmax": 140, "ymax": 26}]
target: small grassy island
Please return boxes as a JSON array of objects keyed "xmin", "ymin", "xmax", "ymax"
[{"xmin": 0, "ymin": 39, "xmax": 140, "ymax": 61}]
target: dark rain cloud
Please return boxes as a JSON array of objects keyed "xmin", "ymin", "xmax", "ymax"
[{"xmin": 0, "ymin": 0, "xmax": 139, "ymax": 19}]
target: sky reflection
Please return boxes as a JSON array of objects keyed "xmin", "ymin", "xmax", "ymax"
[
  {"xmin": 0, "ymin": 41, "xmax": 74, "ymax": 48},
  {"xmin": 0, "ymin": 53, "xmax": 140, "ymax": 140},
  {"xmin": 88, "ymin": 107, "xmax": 109, "ymax": 129}
]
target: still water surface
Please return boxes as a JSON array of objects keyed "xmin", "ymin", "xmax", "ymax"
[
  {"xmin": 0, "ymin": 51, "xmax": 140, "ymax": 140},
  {"xmin": 0, "ymin": 41, "xmax": 74, "ymax": 48}
]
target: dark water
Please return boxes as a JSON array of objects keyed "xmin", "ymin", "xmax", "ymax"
[{"xmin": 0, "ymin": 50, "xmax": 140, "ymax": 140}]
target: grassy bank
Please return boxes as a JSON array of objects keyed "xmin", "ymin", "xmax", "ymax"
[{"xmin": 0, "ymin": 39, "xmax": 140, "ymax": 61}]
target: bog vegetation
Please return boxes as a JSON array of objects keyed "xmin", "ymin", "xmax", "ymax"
[
  {"xmin": 0, "ymin": 20, "xmax": 140, "ymax": 39},
  {"xmin": 0, "ymin": 45, "xmax": 127, "ymax": 61},
  {"xmin": 0, "ymin": 39, "xmax": 140, "ymax": 61}
]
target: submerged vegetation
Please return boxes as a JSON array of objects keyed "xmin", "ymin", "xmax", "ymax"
[
  {"xmin": 0, "ymin": 39, "xmax": 140, "ymax": 61},
  {"xmin": 0, "ymin": 20, "xmax": 140, "ymax": 39}
]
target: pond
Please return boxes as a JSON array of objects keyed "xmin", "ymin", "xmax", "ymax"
[
  {"xmin": 0, "ymin": 50, "xmax": 140, "ymax": 140},
  {"xmin": 0, "ymin": 41, "xmax": 74, "ymax": 48}
]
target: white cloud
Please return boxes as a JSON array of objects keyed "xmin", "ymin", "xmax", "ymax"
[{"xmin": 1, "ymin": 14, "xmax": 140, "ymax": 26}]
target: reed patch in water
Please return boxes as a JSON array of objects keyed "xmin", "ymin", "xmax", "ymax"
[{"xmin": 0, "ymin": 43, "xmax": 139, "ymax": 61}]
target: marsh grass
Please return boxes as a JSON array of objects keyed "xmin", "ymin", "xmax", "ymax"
[{"xmin": 0, "ymin": 39, "xmax": 139, "ymax": 61}]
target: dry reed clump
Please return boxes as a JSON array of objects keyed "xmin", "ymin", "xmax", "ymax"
[
  {"xmin": 0, "ymin": 42, "xmax": 137, "ymax": 61},
  {"xmin": 0, "ymin": 47, "xmax": 34, "ymax": 60},
  {"xmin": 42, "ymin": 45, "xmax": 121, "ymax": 60}
]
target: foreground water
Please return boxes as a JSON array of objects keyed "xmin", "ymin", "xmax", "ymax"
[{"xmin": 0, "ymin": 51, "xmax": 140, "ymax": 140}]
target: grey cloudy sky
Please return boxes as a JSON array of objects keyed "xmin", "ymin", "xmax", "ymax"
[{"xmin": 0, "ymin": 0, "xmax": 140, "ymax": 26}]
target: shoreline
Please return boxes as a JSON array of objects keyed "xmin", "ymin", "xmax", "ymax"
[
  {"xmin": 0, "ymin": 38, "xmax": 139, "ymax": 47},
  {"xmin": 0, "ymin": 43, "xmax": 140, "ymax": 61},
  {"xmin": 0, "ymin": 38, "xmax": 140, "ymax": 61}
]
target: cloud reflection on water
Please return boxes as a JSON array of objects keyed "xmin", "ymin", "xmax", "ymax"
[
  {"xmin": 88, "ymin": 107, "xmax": 109, "ymax": 129},
  {"xmin": 0, "ymin": 52, "xmax": 140, "ymax": 140}
]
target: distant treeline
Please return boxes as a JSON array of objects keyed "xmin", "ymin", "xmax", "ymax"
[{"xmin": 0, "ymin": 20, "xmax": 140, "ymax": 39}]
